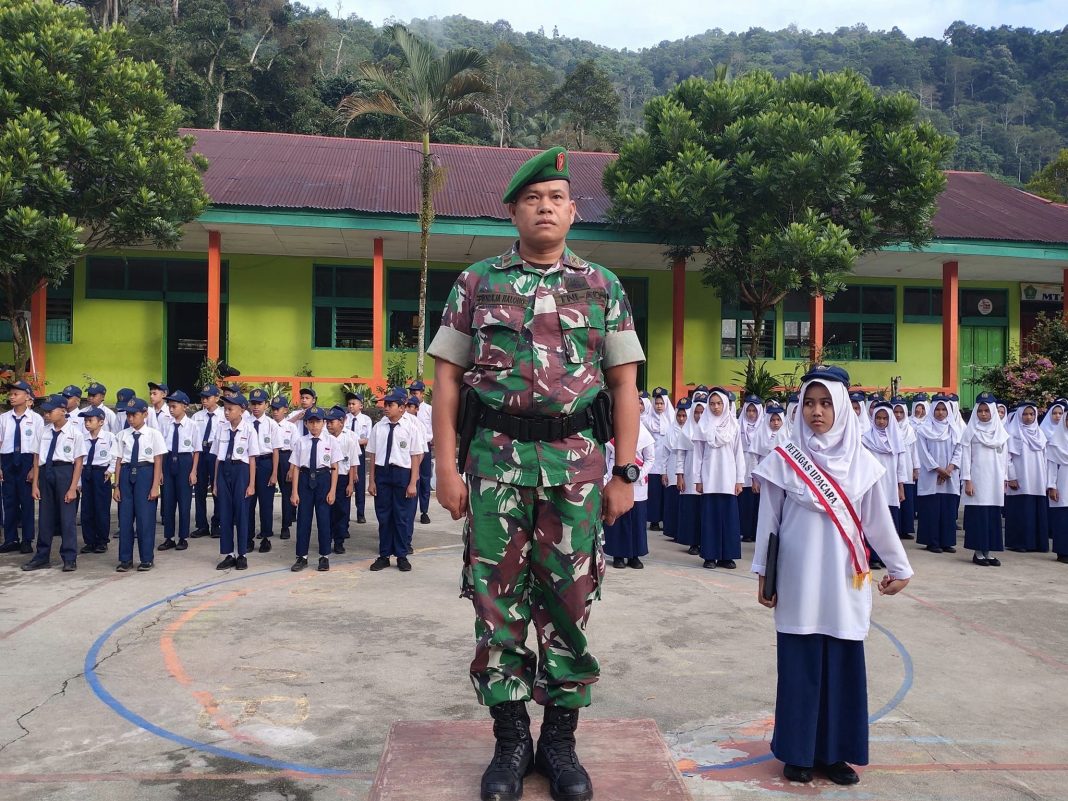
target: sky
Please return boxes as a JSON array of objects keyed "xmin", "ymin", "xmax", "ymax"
[{"xmin": 335, "ymin": 0, "xmax": 1063, "ymax": 49}]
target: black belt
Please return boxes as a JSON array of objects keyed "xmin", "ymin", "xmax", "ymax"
[
  {"xmin": 479, "ymin": 407, "xmax": 594, "ymax": 443},
  {"xmin": 255, "ymin": 453, "xmax": 273, "ymax": 460},
  {"xmin": 89, "ymin": 465, "xmax": 109, "ymax": 471},
  {"xmin": 299, "ymin": 467, "xmax": 330, "ymax": 474}
]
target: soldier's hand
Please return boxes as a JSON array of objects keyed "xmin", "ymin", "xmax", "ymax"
[
  {"xmin": 436, "ymin": 469, "xmax": 468, "ymax": 520},
  {"xmin": 602, "ymin": 476, "xmax": 634, "ymax": 526}
]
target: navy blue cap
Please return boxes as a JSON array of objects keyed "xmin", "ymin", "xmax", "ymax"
[
  {"xmin": 931, "ymin": 393, "xmax": 952, "ymax": 402},
  {"xmin": 79, "ymin": 407, "xmax": 106, "ymax": 420},
  {"xmin": 913, "ymin": 392, "xmax": 930, "ymax": 401},
  {"xmin": 652, "ymin": 386, "xmax": 669, "ymax": 397},
  {"xmin": 691, "ymin": 391, "xmax": 708, "ymax": 404},
  {"xmin": 408, "ymin": 380, "xmax": 426, "ymax": 392},
  {"xmin": 867, "ymin": 391, "xmax": 885, "ymax": 401},
  {"xmin": 303, "ymin": 406, "xmax": 326, "ymax": 421},
  {"xmin": 1017, "ymin": 399, "xmax": 1038, "ymax": 409},
  {"xmin": 270, "ymin": 396, "xmax": 289, "ymax": 410},
  {"xmin": 787, "ymin": 393, "xmax": 799, "ymax": 403},
  {"xmin": 6, "ymin": 380, "xmax": 33, "ymax": 394},
  {"xmin": 765, "ymin": 403, "xmax": 785, "ymax": 415},
  {"xmin": 406, "ymin": 395, "xmax": 421, "ymax": 407},
  {"xmin": 299, "ymin": 387, "xmax": 317, "ymax": 398},
  {"xmin": 803, "ymin": 365, "xmax": 851, "ymax": 387},
  {"xmin": 148, "ymin": 381, "xmax": 169, "ymax": 393},
  {"xmin": 62, "ymin": 384, "xmax": 82, "ymax": 398},
  {"xmin": 948, "ymin": 393, "xmax": 960, "ymax": 401},
  {"xmin": 326, "ymin": 405, "xmax": 346, "ymax": 421},
  {"xmin": 38, "ymin": 394, "xmax": 67, "ymax": 412},
  {"xmin": 116, "ymin": 388, "xmax": 135, "ymax": 404},
  {"xmin": 383, "ymin": 389, "xmax": 408, "ymax": 405},
  {"xmin": 639, "ymin": 390, "xmax": 649, "ymax": 399},
  {"xmin": 890, "ymin": 396, "xmax": 908, "ymax": 406},
  {"xmin": 222, "ymin": 393, "xmax": 248, "ymax": 409},
  {"xmin": 199, "ymin": 384, "xmax": 220, "ymax": 398},
  {"xmin": 122, "ymin": 397, "xmax": 149, "ymax": 414},
  {"xmin": 676, "ymin": 397, "xmax": 692, "ymax": 410},
  {"xmin": 849, "ymin": 391, "xmax": 867, "ymax": 402},
  {"xmin": 743, "ymin": 394, "xmax": 762, "ymax": 404},
  {"xmin": 974, "ymin": 392, "xmax": 998, "ymax": 406},
  {"xmin": 709, "ymin": 386, "xmax": 730, "ymax": 397},
  {"xmin": 871, "ymin": 401, "xmax": 893, "ymax": 412},
  {"xmin": 248, "ymin": 388, "xmax": 269, "ymax": 404},
  {"xmin": 223, "ymin": 382, "xmax": 241, "ymax": 393},
  {"xmin": 86, "ymin": 383, "xmax": 106, "ymax": 396},
  {"xmin": 165, "ymin": 390, "xmax": 191, "ymax": 405},
  {"xmin": 345, "ymin": 391, "xmax": 364, "ymax": 402}
]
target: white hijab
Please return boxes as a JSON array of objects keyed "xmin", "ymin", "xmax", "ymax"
[
  {"xmin": 862, "ymin": 403, "xmax": 905, "ymax": 455},
  {"xmin": 666, "ymin": 402, "xmax": 693, "ymax": 452},
  {"xmin": 682, "ymin": 399, "xmax": 707, "ymax": 443},
  {"xmin": 752, "ymin": 406, "xmax": 787, "ymax": 458},
  {"xmin": 947, "ymin": 398, "xmax": 966, "ymax": 436},
  {"xmin": 910, "ymin": 400, "xmax": 929, "ymax": 429},
  {"xmin": 1039, "ymin": 401, "xmax": 1066, "ymax": 441},
  {"xmin": 739, "ymin": 398, "xmax": 764, "ymax": 453},
  {"xmin": 644, "ymin": 395, "xmax": 673, "ymax": 437},
  {"xmin": 961, "ymin": 400, "xmax": 1009, "ymax": 449},
  {"xmin": 698, "ymin": 391, "xmax": 738, "ymax": 447},
  {"xmin": 1007, "ymin": 403, "xmax": 1047, "ymax": 454},
  {"xmin": 850, "ymin": 395, "xmax": 871, "ymax": 434},
  {"xmin": 1046, "ymin": 413, "xmax": 1068, "ymax": 466},
  {"xmin": 892, "ymin": 401, "xmax": 917, "ymax": 447},
  {"xmin": 917, "ymin": 400, "xmax": 957, "ymax": 443}
]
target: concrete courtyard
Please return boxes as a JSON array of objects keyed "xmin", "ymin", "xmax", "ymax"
[{"xmin": 1, "ymin": 506, "xmax": 1066, "ymax": 801}]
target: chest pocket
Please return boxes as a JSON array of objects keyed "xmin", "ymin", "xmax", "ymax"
[
  {"xmin": 557, "ymin": 301, "xmax": 606, "ymax": 364},
  {"xmin": 471, "ymin": 305, "xmax": 525, "ymax": 369}
]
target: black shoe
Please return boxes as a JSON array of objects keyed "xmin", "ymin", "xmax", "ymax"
[
  {"xmin": 216, "ymin": 555, "xmax": 237, "ymax": 570},
  {"xmin": 0, "ymin": 541, "xmax": 21, "ymax": 553},
  {"xmin": 925, "ymin": 545, "xmax": 943, "ymax": 553},
  {"xmin": 740, "ymin": 536, "xmax": 756, "ymax": 542},
  {"xmin": 972, "ymin": 553, "xmax": 989, "ymax": 566},
  {"xmin": 628, "ymin": 557, "xmax": 644, "ymax": 569},
  {"xmin": 116, "ymin": 561, "xmax": 133, "ymax": 572},
  {"xmin": 137, "ymin": 562, "xmax": 154, "ymax": 572},
  {"xmin": 899, "ymin": 533, "xmax": 915, "ymax": 540},
  {"xmin": 333, "ymin": 542, "xmax": 346, "ymax": 554},
  {"xmin": 370, "ymin": 556, "xmax": 390, "ymax": 571},
  {"xmin": 686, "ymin": 545, "xmax": 699, "ymax": 555},
  {"xmin": 235, "ymin": 555, "xmax": 248, "ymax": 570},
  {"xmin": 175, "ymin": 540, "xmax": 188, "ymax": 551},
  {"xmin": 702, "ymin": 559, "xmax": 716, "ymax": 569},
  {"xmin": 21, "ymin": 559, "xmax": 50, "ymax": 571},
  {"xmin": 987, "ymin": 556, "xmax": 1002, "ymax": 566},
  {"xmin": 62, "ymin": 561, "xmax": 77, "ymax": 572},
  {"xmin": 649, "ymin": 522, "xmax": 661, "ymax": 531},
  {"xmin": 318, "ymin": 556, "xmax": 330, "ymax": 571},
  {"xmin": 80, "ymin": 544, "xmax": 96, "ymax": 554},
  {"xmin": 259, "ymin": 539, "xmax": 272, "ymax": 553},
  {"xmin": 291, "ymin": 556, "xmax": 308, "ymax": 572},
  {"xmin": 93, "ymin": 544, "xmax": 108, "ymax": 554},
  {"xmin": 357, "ymin": 516, "xmax": 366, "ymax": 524},
  {"xmin": 783, "ymin": 764, "xmax": 812, "ymax": 783},
  {"xmin": 717, "ymin": 559, "xmax": 737, "ymax": 569},
  {"xmin": 420, "ymin": 513, "xmax": 431, "ymax": 525},
  {"xmin": 943, "ymin": 546, "xmax": 957, "ymax": 554},
  {"xmin": 820, "ymin": 760, "xmax": 860, "ymax": 785},
  {"xmin": 612, "ymin": 557, "xmax": 626, "ymax": 569},
  {"xmin": 190, "ymin": 527, "xmax": 209, "ymax": 538},
  {"xmin": 210, "ymin": 528, "xmax": 221, "ymax": 539},
  {"xmin": 869, "ymin": 559, "xmax": 885, "ymax": 570},
  {"xmin": 535, "ymin": 706, "xmax": 592, "ymax": 801},
  {"xmin": 1057, "ymin": 554, "xmax": 1068, "ymax": 564},
  {"xmin": 1008, "ymin": 546, "xmax": 1027, "ymax": 553},
  {"xmin": 158, "ymin": 539, "xmax": 176, "ymax": 551},
  {"xmin": 20, "ymin": 541, "xmax": 33, "ymax": 554},
  {"xmin": 481, "ymin": 701, "xmax": 534, "ymax": 801},
  {"xmin": 397, "ymin": 556, "xmax": 412, "ymax": 572},
  {"xmin": 280, "ymin": 527, "xmax": 291, "ymax": 539}
]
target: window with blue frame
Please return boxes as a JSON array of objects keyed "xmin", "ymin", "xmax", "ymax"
[
  {"xmin": 903, "ymin": 287, "xmax": 943, "ymax": 323},
  {"xmin": 823, "ymin": 285, "xmax": 896, "ymax": 361},
  {"xmin": 720, "ymin": 299, "xmax": 774, "ymax": 358},
  {"xmin": 387, "ymin": 269, "xmax": 460, "ymax": 348},
  {"xmin": 0, "ymin": 273, "xmax": 74, "ymax": 344},
  {"xmin": 312, "ymin": 265, "xmax": 373, "ymax": 349},
  {"xmin": 782, "ymin": 291, "xmax": 812, "ymax": 359},
  {"xmin": 86, "ymin": 256, "xmax": 229, "ymax": 299}
]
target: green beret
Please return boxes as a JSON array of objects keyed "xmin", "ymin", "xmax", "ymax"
[{"xmin": 502, "ymin": 147, "xmax": 570, "ymax": 204}]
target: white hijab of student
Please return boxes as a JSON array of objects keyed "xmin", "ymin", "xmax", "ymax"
[
  {"xmin": 910, "ymin": 398, "xmax": 929, "ymax": 429},
  {"xmin": 1039, "ymin": 399, "xmax": 1067, "ymax": 442},
  {"xmin": 752, "ymin": 403, "xmax": 787, "ymax": 458},
  {"xmin": 917, "ymin": 398, "xmax": 957, "ymax": 443},
  {"xmin": 891, "ymin": 400, "xmax": 917, "ymax": 449},
  {"xmin": 1006, "ymin": 401, "xmax": 1047, "ymax": 455},
  {"xmin": 738, "ymin": 396, "xmax": 764, "ymax": 454},
  {"xmin": 1045, "ymin": 404, "xmax": 1068, "ymax": 468},
  {"xmin": 699, "ymin": 388, "xmax": 740, "ymax": 447},
  {"xmin": 849, "ymin": 393, "xmax": 872, "ymax": 434},
  {"xmin": 960, "ymin": 397, "xmax": 1010, "ymax": 450},
  {"xmin": 862, "ymin": 401, "xmax": 905, "ymax": 456}
]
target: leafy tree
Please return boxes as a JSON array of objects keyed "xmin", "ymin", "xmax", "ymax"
[
  {"xmin": 1027, "ymin": 148, "xmax": 1068, "ymax": 202},
  {"xmin": 337, "ymin": 24, "xmax": 488, "ymax": 378},
  {"xmin": 548, "ymin": 60, "xmax": 620, "ymax": 149},
  {"xmin": 604, "ymin": 69, "xmax": 954, "ymax": 369},
  {"xmin": 0, "ymin": 0, "xmax": 208, "ymax": 377}
]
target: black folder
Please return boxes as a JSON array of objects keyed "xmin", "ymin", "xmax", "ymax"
[{"xmin": 761, "ymin": 532, "xmax": 779, "ymax": 602}]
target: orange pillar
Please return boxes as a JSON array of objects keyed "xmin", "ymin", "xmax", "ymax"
[
  {"xmin": 207, "ymin": 230, "xmax": 222, "ymax": 362},
  {"xmin": 809, "ymin": 294, "xmax": 824, "ymax": 364},
  {"xmin": 29, "ymin": 282, "xmax": 47, "ymax": 385},
  {"xmin": 942, "ymin": 261, "xmax": 959, "ymax": 393},
  {"xmin": 1063, "ymin": 268, "xmax": 1068, "ymax": 322},
  {"xmin": 372, "ymin": 238, "xmax": 385, "ymax": 388},
  {"xmin": 671, "ymin": 257, "xmax": 686, "ymax": 402}
]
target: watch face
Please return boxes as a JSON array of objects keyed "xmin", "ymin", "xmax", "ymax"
[{"xmin": 625, "ymin": 464, "xmax": 640, "ymax": 482}]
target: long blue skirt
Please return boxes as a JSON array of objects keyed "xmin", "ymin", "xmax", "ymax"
[
  {"xmin": 604, "ymin": 500, "xmax": 649, "ymax": 558},
  {"xmin": 648, "ymin": 476, "xmax": 665, "ymax": 525},
  {"xmin": 662, "ymin": 485, "xmax": 680, "ymax": 540},
  {"xmin": 916, "ymin": 493, "xmax": 959, "ymax": 548},
  {"xmin": 699, "ymin": 493, "xmax": 741, "ymax": 561},
  {"xmin": 899, "ymin": 483, "xmax": 917, "ymax": 535},
  {"xmin": 1047, "ymin": 507, "xmax": 1068, "ymax": 556},
  {"xmin": 772, "ymin": 632, "xmax": 869, "ymax": 768},
  {"xmin": 738, "ymin": 487, "xmax": 758, "ymax": 541},
  {"xmin": 676, "ymin": 494, "xmax": 701, "ymax": 547},
  {"xmin": 1005, "ymin": 494, "xmax": 1050, "ymax": 552},
  {"xmin": 963, "ymin": 506, "xmax": 1004, "ymax": 552}
]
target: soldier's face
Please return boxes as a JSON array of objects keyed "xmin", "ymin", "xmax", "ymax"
[{"xmin": 509, "ymin": 180, "xmax": 575, "ymax": 250}]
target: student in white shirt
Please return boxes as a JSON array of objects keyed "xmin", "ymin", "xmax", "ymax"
[
  {"xmin": 84, "ymin": 382, "xmax": 118, "ymax": 433},
  {"xmin": 753, "ymin": 365, "xmax": 913, "ymax": 786},
  {"xmin": 662, "ymin": 398, "xmax": 692, "ymax": 542},
  {"xmin": 23, "ymin": 394, "xmax": 86, "ymax": 571},
  {"xmin": 288, "ymin": 406, "xmax": 341, "ymax": 572},
  {"xmin": 861, "ymin": 402, "xmax": 910, "ymax": 571},
  {"xmin": 408, "ymin": 381, "xmax": 434, "ymax": 524},
  {"xmin": 192, "ymin": 385, "xmax": 225, "ymax": 537},
  {"xmin": 158, "ymin": 391, "xmax": 200, "ymax": 552},
  {"xmin": 345, "ymin": 392, "xmax": 373, "ymax": 524},
  {"xmin": 78, "ymin": 407, "xmax": 115, "ymax": 555},
  {"xmin": 0, "ymin": 380, "xmax": 44, "ymax": 554},
  {"xmin": 1045, "ymin": 405, "xmax": 1068, "ymax": 565},
  {"xmin": 961, "ymin": 393, "xmax": 1009, "ymax": 566},
  {"xmin": 644, "ymin": 387, "xmax": 672, "ymax": 532},
  {"xmin": 738, "ymin": 394, "xmax": 764, "ymax": 543},
  {"xmin": 271, "ymin": 396, "xmax": 300, "ymax": 538},
  {"xmin": 915, "ymin": 396, "xmax": 963, "ymax": 554},
  {"xmin": 212, "ymin": 393, "xmax": 263, "ymax": 570},
  {"xmin": 326, "ymin": 405, "xmax": 359, "ymax": 554},
  {"xmin": 246, "ymin": 388, "xmax": 281, "ymax": 552},
  {"xmin": 697, "ymin": 388, "xmax": 746, "ymax": 569},
  {"xmin": 145, "ymin": 381, "xmax": 175, "ymax": 433},
  {"xmin": 61, "ymin": 385, "xmax": 87, "ymax": 434},
  {"xmin": 891, "ymin": 397, "xmax": 918, "ymax": 540},
  {"xmin": 1005, "ymin": 400, "xmax": 1050, "ymax": 553},
  {"xmin": 676, "ymin": 392, "xmax": 706, "ymax": 556},
  {"xmin": 368, "ymin": 389, "xmax": 425, "ymax": 572},
  {"xmin": 603, "ymin": 394, "xmax": 655, "ymax": 569},
  {"xmin": 113, "ymin": 397, "xmax": 167, "ymax": 572}
]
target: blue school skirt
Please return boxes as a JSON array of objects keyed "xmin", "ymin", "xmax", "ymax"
[
  {"xmin": 899, "ymin": 483, "xmax": 917, "ymax": 534},
  {"xmin": 963, "ymin": 506, "xmax": 1004, "ymax": 552},
  {"xmin": 662, "ymin": 485, "xmax": 680, "ymax": 540},
  {"xmin": 738, "ymin": 487, "xmax": 758, "ymax": 541},
  {"xmin": 604, "ymin": 500, "xmax": 649, "ymax": 558},
  {"xmin": 1005, "ymin": 494, "xmax": 1049, "ymax": 552},
  {"xmin": 1047, "ymin": 507, "xmax": 1068, "ymax": 556},
  {"xmin": 916, "ymin": 493, "xmax": 959, "ymax": 549},
  {"xmin": 648, "ymin": 476, "xmax": 665, "ymax": 525},
  {"xmin": 699, "ymin": 493, "xmax": 741, "ymax": 561},
  {"xmin": 676, "ymin": 494, "xmax": 700, "ymax": 547}
]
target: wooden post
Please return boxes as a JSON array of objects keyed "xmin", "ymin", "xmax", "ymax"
[
  {"xmin": 671, "ymin": 257, "xmax": 686, "ymax": 402},
  {"xmin": 29, "ymin": 282, "xmax": 47, "ymax": 385},
  {"xmin": 207, "ymin": 230, "xmax": 222, "ymax": 361},
  {"xmin": 942, "ymin": 261, "xmax": 959, "ymax": 393},
  {"xmin": 809, "ymin": 294, "xmax": 824, "ymax": 364},
  {"xmin": 373, "ymin": 237, "xmax": 385, "ymax": 388}
]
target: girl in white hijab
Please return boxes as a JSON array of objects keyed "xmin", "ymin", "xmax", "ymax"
[
  {"xmin": 646, "ymin": 389, "xmax": 673, "ymax": 532},
  {"xmin": 1045, "ymin": 405, "xmax": 1068, "ymax": 565},
  {"xmin": 910, "ymin": 395, "xmax": 930, "ymax": 429},
  {"xmin": 675, "ymin": 394, "xmax": 706, "ymax": 553},
  {"xmin": 662, "ymin": 397, "xmax": 692, "ymax": 543},
  {"xmin": 738, "ymin": 395, "xmax": 764, "ymax": 544},
  {"xmin": 861, "ymin": 402, "xmax": 910, "ymax": 570},
  {"xmin": 751, "ymin": 365, "xmax": 913, "ymax": 786},
  {"xmin": 1005, "ymin": 401, "xmax": 1050, "ymax": 553},
  {"xmin": 696, "ymin": 388, "xmax": 746, "ymax": 569},
  {"xmin": 1039, "ymin": 398, "xmax": 1066, "ymax": 441},
  {"xmin": 915, "ymin": 396, "xmax": 963, "ymax": 553},
  {"xmin": 849, "ymin": 391, "xmax": 871, "ymax": 434},
  {"xmin": 892, "ymin": 398, "xmax": 919, "ymax": 540},
  {"xmin": 960, "ymin": 392, "xmax": 1009, "ymax": 566}
]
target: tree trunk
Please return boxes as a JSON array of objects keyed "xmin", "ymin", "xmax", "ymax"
[
  {"xmin": 416, "ymin": 132, "xmax": 432, "ymax": 378},
  {"xmin": 746, "ymin": 308, "xmax": 769, "ymax": 364},
  {"xmin": 213, "ymin": 73, "xmax": 226, "ymax": 130}
]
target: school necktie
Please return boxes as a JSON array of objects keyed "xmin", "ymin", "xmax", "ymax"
[
  {"xmin": 13, "ymin": 415, "xmax": 23, "ymax": 454},
  {"xmin": 44, "ymin": 430, "xmax": 59, "ymax": 465},
  {"xmin": 225, "ymin": 429, "xmax": 236, "ymax": 461},
  {"xmin": 350, "ymin": 418, "xmax": 356, "ymax": 432},
  {"xmin": 172, "ymin": 423, "xmax": 180, "ymax": 455},
  {"xmin": 87, "ymin": 437, "xmax": 97, "ymax": 468},
  {"xmin": 203, "ymin": 414, "xmax": 213, "ymax": 450},
  {"xmin": 130, "ymin": 431, "xmax": 140, "ymax": 466},
  {"xmin": 384, "ymin": 423, "xmax": 397, "ymax": 464},
  {"xmin": 254, "ymin": 419, "xmax": 261, "ymax": 439},
  {"xmin": 309, "ymin": 437, "xmax": 319, "ymax": 469}
]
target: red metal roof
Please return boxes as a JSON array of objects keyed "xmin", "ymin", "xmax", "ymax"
[{"xmin": 183, "ymin": 129, "xmax": 1068, "ymax": 244}]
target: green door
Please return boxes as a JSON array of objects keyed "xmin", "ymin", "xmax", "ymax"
[{"xmin": 959, "ymin": 326, "xmax": 1006, "ymax": 408}]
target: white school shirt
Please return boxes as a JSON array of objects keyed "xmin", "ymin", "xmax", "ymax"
[
  {"xmin": 192, "ymin": 407, "xmax": 225, "ymax": 451},
  {"xmin": 345, "ymin": 412, "xmax": 373, "ymax": 445},
  {"xmin": 916, "ymin": 434, "xmax": 962, "ymax": 496},
  {"xmin": 330, "ymin": 428, "xmax": 361, "ymax": 476},
  {"xmin": 416, "ymin": 403, "xmax": 434, "ymax": 444},
  {"xmin": 695, "ymin": 433, "xmax": 746, "ymax": 494},
  {"xmin": 146, "ymin": 404, "xmax": 174, "ymax": 434},
  {"xmin": 961, "ymin": 440, "xmax": 1008, "ymax": 507},
  {"xmin": 275, "ymin": 418, "xmax": 299, "ymax": 451},
  {"xmin": 115, "ymin": 425, "xmax": 169, "ymax": 466},
  {"xmin": 83, "ymin": 430, "xmax": 117, "ymax": 471},
  {"xmin": 367, "ymin": 416, "xmax": 426, "ymax": 469},
  {"xmin": 64, "ymin": 408, "xmax": 87, "ymax": 435},
  {"xmin": 37, "ymin": 423, "xmax": 88, "ymax": 464},
  {"xmin": 210, "ymin": 420, "xmax": 264, "ymax": 464},
  {"xmin": 0, "ymin": 408, "xmax": 44, "ymax": 455},
  {"xmin": 291, "ymin": 433, "xmax": 343, "ymax": 470},
  {"xmin": 248, "ymin": 414, "xmax": 281, "ymax": 456},
  {"xmin": 161, "ymin": 416, "xmax": 199, "ymax": 454},
  {"xmin": 1007, "ymin": 444, "xmax": 1048, "ymax": 497},
  {"xmin": 1047, "ymin": 460, "xmax": 1068, "ymax": 508},
  {"xmin": 863, "ymin": 447, "xmax": 909, "ymax": 508},
  {"xmin": 605, "ymin": 428, "xmax": 656, "ymax": 503},
  {"xmin": 87, "ymin": 402, "xmax": 117, "ymax": 433},
  {"xmin": 752, "ymin": 478, "xmax": 914, "ymax": 641}
]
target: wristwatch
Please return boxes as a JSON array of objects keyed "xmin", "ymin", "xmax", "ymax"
[{"xmin": 612, "ymin": 464, "xmax": 640, "ymax": 483}]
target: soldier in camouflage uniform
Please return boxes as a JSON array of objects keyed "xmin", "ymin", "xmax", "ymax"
[{"xmin": 428, "ymin": 147, "xmax": 645, "ymax": 801}]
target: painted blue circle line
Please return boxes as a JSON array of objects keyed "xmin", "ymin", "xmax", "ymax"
[{"xmin": 84, "ymin": 563, "xmax": 358, "ymax": 776}]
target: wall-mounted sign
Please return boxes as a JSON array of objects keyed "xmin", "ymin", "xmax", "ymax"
[
  {"xmin": 1021, "ymin": 282, "xmax": 1064, "ymax": 303},
  {"xmin": 977, "ymin": 298, "xmax": 993, "ymax": 315}
]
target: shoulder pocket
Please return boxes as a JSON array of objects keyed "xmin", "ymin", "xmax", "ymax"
[{"xmin": 471, "ymin": 305, "xmax": 524, "ymax": 369}]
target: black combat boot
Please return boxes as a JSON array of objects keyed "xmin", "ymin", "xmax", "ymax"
[
  {"xmin": 534, "ymin": 705, "xmax": 593, "ymax": 801},
  {"xmin": 481, "ymin": 701, "xmax": 534, "ymax": 801}
]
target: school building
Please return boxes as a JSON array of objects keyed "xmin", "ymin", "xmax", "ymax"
[{"xmin": 14, "ymin": 129, "xmax": 1068, "ymax": 408}]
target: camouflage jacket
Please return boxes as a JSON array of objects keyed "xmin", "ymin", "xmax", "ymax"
[{"xmin": 427, "ymin": 243, "xmax": 645, "ymax": 487}]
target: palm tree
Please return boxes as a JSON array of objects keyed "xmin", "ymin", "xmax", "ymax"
[{"xmin": 338, "ymin": 25, "xmax": 489, "ymax": 378}]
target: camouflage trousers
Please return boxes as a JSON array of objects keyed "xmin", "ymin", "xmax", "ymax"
[{"xmin": 463, "ymin": 476, "xmax": 605, "ymax": 709}]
